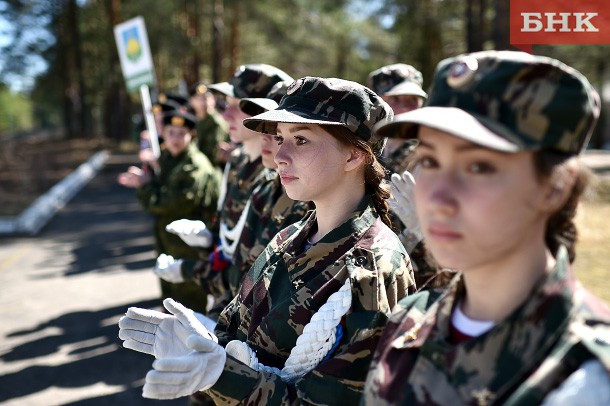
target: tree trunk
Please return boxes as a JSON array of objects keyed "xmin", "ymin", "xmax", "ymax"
[
  {"xmin": 228, "ymin": 0, "xmax": 241, "ymax": 79},
  {"xmin": 103, "ymin": 0, "xmax": 132, "ymax": 141},
  {"xmin": 493, "ymin": 0, "xmax": 510, "ymax": 49},
  {"xmin": 212, "ymin": 0, "xmax": 224, "ymax": 83},
  {"xmin": 67, "ymin": 0, "xmax": 89, "ymax": 137},
  {"xmin": 183, "ymin": 1, "xmax": 201, "ymax": 89},
  {"xmin": 466, "ymin": 0, "xmax": 485, "ymax": 52}
]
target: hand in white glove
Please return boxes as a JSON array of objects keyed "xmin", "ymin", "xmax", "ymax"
[
  {"xmin": 166, "ymin": 219, "xmax": 213, "ymax": 248},
  {"xmin": 153, "ymin": 254, "xmax": 184, "ymax": 283},
  {"xmin": 389, "ymin": 171, "xmax": 423, "ymax": 250},
  {"xmin": 118, "ymin": 298, "xmax": 217, "ymax": 359},
  {"xmin": 194, "ymin": 312, "xmax": 218, "ymax": 332},
  {"xmin": 142, "ymin": 334, "xmax": 226, "ymax": 399}
]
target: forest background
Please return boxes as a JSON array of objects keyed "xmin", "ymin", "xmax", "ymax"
[{"xmin": 0, "ymin": 0, "xmax": 609, "ymax": 148}]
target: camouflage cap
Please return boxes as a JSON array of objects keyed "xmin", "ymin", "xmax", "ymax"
[
  {"xmin": 374, "ymin": 51, "xmax": 601, "ymax": 155},
  {"xmin": 368, "ymin": 64, "xmax": 428, "ymax": 99},
  {"xmin": 162, "ymin": 110, "xmax": 197, "ymax": 130},
  {"xmin": 208, "ymin": 64, "xmax": 294, "ymax": 99},
  {"xmin": 238, "ymin": 80, "xmax": 293, "ymax": 117},
  {"xmin": 243, "ymin": 77, "xmax": 393, "ymax": 151}
]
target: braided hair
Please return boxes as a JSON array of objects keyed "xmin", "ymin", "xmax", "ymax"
[{"xmin": 321, "ymin": 125, "xmax": 392, "ymax": 228}]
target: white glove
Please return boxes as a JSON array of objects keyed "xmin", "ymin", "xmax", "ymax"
[
  {"xmin": 118, "ymin": 298, "xmax": 216, "ymax": 359},
  {"xmin": 153, "ymin": 254, "xmax": 184, "ymax": 283},
  {"xmin": 142, "ymin": 334, "xmax": 226, "ymax": 399},
  {"xmin": 166, "ymin": 219, "xmax": 213, "ymax": 248},
  {"xmin": 389, "ymin": 171, "xmax": 423, "ymax": 251},
  {"xmin": 194, "ymin": 312, "xmax": 218, "ymax": 332}
]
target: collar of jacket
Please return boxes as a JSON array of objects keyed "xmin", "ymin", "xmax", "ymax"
[{"xmin": 391, "ymin": 246, "xmax": 580, "ymax": 399}]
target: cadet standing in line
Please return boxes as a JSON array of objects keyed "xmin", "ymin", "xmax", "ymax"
[
  {"xmin": 119, "ymin": 77, "xmax": 416, "ymax": 404},
  {"xmin": 157, "ymin": 64, "xmax": 294, "ymax": 318},
  {"xmin": 225, "ymin": 80, "xmax": 313, "ymax": 297},
  {"xmin": 117, "ymin": 111, "xmax": 219, "ymax": 314},
  {"xmin": 189, "ymin": 82, "xmax": 230, "ymax": 168},
  {"xmin": 367, "ymin": 63, "xmax": 427, "ymax": 175},
  {"xmin": 369, "ymin": 64, "xmax": 447, "ymax": 290},
  {"xmin": 154, "ymin": 80, "xmax": 311, "ymax": 313},
  {"xmin": 363, "ymin": 50, "xmax": 610, "ymax": 404}
]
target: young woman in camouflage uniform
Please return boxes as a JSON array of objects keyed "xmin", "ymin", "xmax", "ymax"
[
  {"xmin": 363, "ymin": 51, "xmax": 610, "ymax": 405},
  {"xmin": 119, "ymin": 77, "xmax": 416, "ymax": 404}
]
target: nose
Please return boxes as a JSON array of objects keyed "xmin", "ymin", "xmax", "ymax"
[
  {"xmin": 274, "ymin": 142, "xmax": 290, "ymax": 167},
  {"xmin": 422, "ymin": 170, "xmax": 459, "ymax": 218}
]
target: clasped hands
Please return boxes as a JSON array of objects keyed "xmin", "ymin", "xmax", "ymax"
[{"xmin": 118, "ymin": 298, "xmax": 225, "ymax": 399}]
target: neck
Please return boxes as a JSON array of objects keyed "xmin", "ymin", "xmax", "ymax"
[
  {"xmin": 460, "ymin": 235, "xmax": 553, "ymax": 322},
  {"xmin": 242, "ymin": 139, "xmax": 262, "ymax": 161},
  {"xmin": 309, "ymin": 173, "xmax": 365, "ymax": 243}
]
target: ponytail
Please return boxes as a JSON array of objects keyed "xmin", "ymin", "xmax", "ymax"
[
  {"xmin": 534, "ymin": 152, "xmax": 591, "ymax": 263},
  {"xmin": 321, "ymin": 125, "xmax": 393, "ymax": 228}
]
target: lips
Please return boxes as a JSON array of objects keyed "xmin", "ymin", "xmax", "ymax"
[
  {"xmin": 279, "ymin": 172, "xmax": 298, "ymax": 184},
  {"xmin": 427, "ymin": 224, "xmax": 462, "ymax": 241},
  {"xmin": 261, "ymin": 148, "xmax": 272, "ymax": 155}
]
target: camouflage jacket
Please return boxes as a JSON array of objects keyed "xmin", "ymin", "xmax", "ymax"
[
  {"xmin": 363, "ymin": 245, "xmax": 610, "ymax": 405},
  {"xmin": 137, "ymin": 143, "xmax": 219, "ymax": 259},
  {"xmin": 380, "ymin": 141, "xmax": 415, "ymax": 176},
  {"xmin": 187, "ymin": 147, "xmax": 265, "ymax": 313},
  {"xmin": 195, "ymin": 110, "xmax": 229, "ymax": 167},
  {"xmin": 227, "ymin": 169, "xmax": 313, "ymax": 296},
  {"xmin": 207, "ymin": 196, "xmax": 416, "ymax": 405}
]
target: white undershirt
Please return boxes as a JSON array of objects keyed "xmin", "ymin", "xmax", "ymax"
[{"xmin": 451, "ymin": 302, "xmax": 496, "ymax": 337}]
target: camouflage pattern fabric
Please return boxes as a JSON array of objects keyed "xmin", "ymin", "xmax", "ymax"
[
  {"xmin": 243, "ymin": 76, "xmax": 393, "ymax": 156},
  {"xmin": 209, "ymin": 64, "xmax": 294, "ymax": 99},
  {"xmin": 206, "ymin": 196, "xmax": 416, "ymax": 405},
  {"xmin": 227, "ymin": 169, "xmax": 313, "ymax": 296},
  {"xmin": 367, "ymin": 63, "xmax": 427, "ymax": 99},
  {"xmin": 192, "ymin": 146, "xmax": 266, "ymax": 319},
  {"xmin": 136, "ymin": 143, "xmax": 220, "ymax": 313},
  {"xmin": 375, "ymin": 50, "xmax": 600, "ymax": 155},
  {"xmin": 363, "ymin": 246, "xmax": 610, "ymax": 405}
]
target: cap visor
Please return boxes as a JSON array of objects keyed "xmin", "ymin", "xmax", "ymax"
[
  {"xmin": 243, "ymin": 108, "xmax": 346, "ymax": 134},
  {"xmin": 239, "ymin": 98, "xmax": 279, "ymax": 116},
  {"xmin": 208, "ymin": 82, "xmax": 235, "ymax": 98},
  {"xmin": 374, "ymin": 107, "xmax": 521, "ymax": 152},
  {"xmin": 382, "ymin": 82, "xmax": 428, "ymax": 99}
]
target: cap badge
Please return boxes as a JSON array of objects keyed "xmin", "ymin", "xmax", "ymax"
[
  {"xmin": 196, "ymin": 84, "xmax": 207, "ymax": 94},
  {"xmin": 171, "ymin": 116, "xmax": 185, "ymax": 126},
  {"xmin": 447, "ymin": 56, "xmax": 478, "ymax": 89},
  {"xmin": 286, "ymin": 79, "xmax": 303, "ymax": 95}
]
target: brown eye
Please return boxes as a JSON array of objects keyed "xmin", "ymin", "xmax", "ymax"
[{"xmin": 469, "ymin": 161, "xmax": 496, "ymax": 174}]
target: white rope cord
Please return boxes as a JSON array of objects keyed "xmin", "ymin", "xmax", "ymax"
[
  {"xmin": 225, "ymin": 259, "xmax": 358, "ymax": 384},
  {"xmin": 217, "ymin": 162, "xmax": 231, "ymax": 212},
  {"xmin": 219, "ymin": 198, "xmax": 251, "ymax": 258}
]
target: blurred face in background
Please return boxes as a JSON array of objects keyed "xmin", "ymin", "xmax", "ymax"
[
  {"xmin": 382, "ymin": 94, "xmax": 424, "ymax": 115},
  {"xmin": 162, "ymin": 125, "xmax": 192, "ymax": 157},
  {"xmin": 261, "ymin": 133, "xmax": 279, "ymax": 169},
  {"xmin": 223, "ymin": 96, "xmax": 259, "ymax": 144}
]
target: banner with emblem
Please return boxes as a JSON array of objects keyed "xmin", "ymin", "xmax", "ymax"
[{"xmin": 113, "ymin": 16, "xmax": 156, "ymax": 93}]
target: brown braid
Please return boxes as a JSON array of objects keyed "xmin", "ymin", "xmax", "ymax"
[
  {"xmin": 534, "ymin": 151, "xmax": 591, "ymax": 264},
  {"xmin": 321, "ymin": 125, "xmax": 393, "ymax": 228}
]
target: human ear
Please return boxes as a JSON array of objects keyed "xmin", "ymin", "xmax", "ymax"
[
  {"xmin": 345, "ymin": 148, "xmax": 366, "ymax": 172},
  {"xmin": 540, "ymin": 158, "xmax": 578, "ymax": 213}
]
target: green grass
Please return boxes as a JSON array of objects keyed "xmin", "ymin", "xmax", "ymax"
[{"xmin": 574, "ymin": 176, "xmax": 610, "ymax": 304}]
